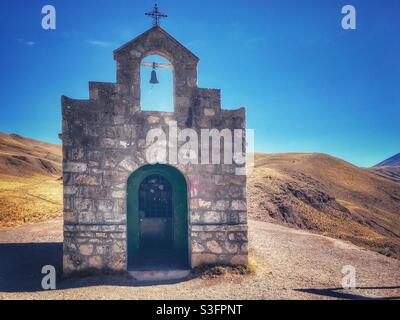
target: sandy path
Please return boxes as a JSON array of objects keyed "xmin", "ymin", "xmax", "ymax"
[{"xmin": 0, "ymin": 218, "xmax": 399, "ymax": 300}]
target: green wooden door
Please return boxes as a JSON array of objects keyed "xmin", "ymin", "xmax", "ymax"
[{"xmin": 127, "ymin": 165, "xmax": 188, "ymax": 265}]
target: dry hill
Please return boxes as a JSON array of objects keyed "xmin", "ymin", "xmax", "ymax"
[
  {"xmin": 0, "ymin": 133, "xmax": 61, "ymax": 176},
  {"xmin": 0, "ymin": 133, "xmax": 62, "ymax": 228},
  {"xmin": 248, "ymin": 153, "xmax": 400, "ymax": 258}
]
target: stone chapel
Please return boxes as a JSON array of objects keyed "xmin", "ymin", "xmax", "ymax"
[{"xmin": 61, "ymin": 25, "xmax": 248, "ymax": 274}]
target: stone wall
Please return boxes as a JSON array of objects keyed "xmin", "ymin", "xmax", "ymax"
[{"xmin": 62, "ymin": 26, "xmax": 247, "ymax": 274}]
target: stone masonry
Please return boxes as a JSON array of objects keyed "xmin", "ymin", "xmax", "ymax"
[{"xmin": 61, "ymin": 26, "xmax": 248, "ymax": 274}]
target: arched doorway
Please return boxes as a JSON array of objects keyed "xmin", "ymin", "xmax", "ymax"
[{"xmin": 127, "ymin": 164, "xmax": 189, "ymax": 270}]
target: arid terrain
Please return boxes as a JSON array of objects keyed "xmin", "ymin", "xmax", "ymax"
[
  {"xmin": 0, "ymin": 133, "xmax": 399, "ymax": 299},
  {"xmin": 0, "ymin": 133, "xmax": 62, "ymax": 228},
  {"xmin": 0, "ymin": 218, "xmax": 399, "ymax": 300},
  {"xmin": 248, "ymin": 153, "xmax": 400, "ymax": 259},
  {"xmin": 0, "ymin": 133, "xmax": 399, "ymax": 257}
]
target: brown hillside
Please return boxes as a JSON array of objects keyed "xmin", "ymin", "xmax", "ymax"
[
  {"xmin": 0, "ymin": 133, "xmax": 62, "ymax": 228},
  {"xmin": 248, "ymin": 153, "xmax": 400, "ymax": 258},
  {"xmin": 0, "ymin": 133, "xmax": 61, "ymax": 176}
]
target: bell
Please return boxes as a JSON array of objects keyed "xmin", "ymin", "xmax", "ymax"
[{"xmin": 150, "ymin": 70, "xmax": 159, "ymax": 84}]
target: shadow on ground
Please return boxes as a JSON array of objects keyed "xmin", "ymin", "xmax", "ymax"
[
  {"xmin": 0, "ymin": 243, "xmax": 190, "ymax": 293},
  {"xmin": 2, "ymin": 243, "xmax": 399, "ymax": 299},
  {"xmin": 295, "ymin": 287, "xmax": 400, "ymax": 300},
  {"xmin": 0, "ymin": 243, "xmax": 62, "ymax": 292}
]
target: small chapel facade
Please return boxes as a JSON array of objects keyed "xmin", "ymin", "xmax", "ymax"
[{"xmin": 61, "ymin": 25, "xmax": 248, "ymax": 274}]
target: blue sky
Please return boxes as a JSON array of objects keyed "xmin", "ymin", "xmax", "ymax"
[{"xmin": 0, "ymin": 0, "xmax": 399, "ymax": 167}]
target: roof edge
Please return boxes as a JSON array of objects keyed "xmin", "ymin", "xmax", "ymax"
[{"xmin": 113, "ymin": 26, "xmax": 199, "ymax": 61}]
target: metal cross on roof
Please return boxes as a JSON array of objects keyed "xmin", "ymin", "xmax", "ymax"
[{"xmin": 145, "ymin": 3, "xmax": 168, "ymax": 27}]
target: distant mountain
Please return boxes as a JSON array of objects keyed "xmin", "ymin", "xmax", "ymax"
[
  {"xmin": 368, "ymin": 167, "xmax": 400, "ymax": 183},
  {"xmin": 369, "ymin": 153, "xmax": 400, "ymax": 183},
  {"xmin": 375, "ymin": 153, "xmax": 400, "ymax": 167}
]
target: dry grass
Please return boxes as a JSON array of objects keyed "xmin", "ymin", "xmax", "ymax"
[
  {"xmin": 0, "ymin": 133, "xmax": 63, "ymax": 229},
  {"xmin": 0, "ymin": 174, "xmax": 62, "ymax": 229},
  {"xmin": 193, "ymin": 257, "xmax": 260, "ymax": 279}
]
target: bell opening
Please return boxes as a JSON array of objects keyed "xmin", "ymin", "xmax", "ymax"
[{"xmin": 140, "ymin": 54, "xmax": 173, "ymax": 112}]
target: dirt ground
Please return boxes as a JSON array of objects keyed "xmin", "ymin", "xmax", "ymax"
[{"xmin": 0, "ymin": 218, "xmax": 399, "ymax": 300}]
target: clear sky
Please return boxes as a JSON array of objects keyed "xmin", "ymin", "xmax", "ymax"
[{"xmin": 0, "ymin": 0, "xmax": 399, "ymax": 167}]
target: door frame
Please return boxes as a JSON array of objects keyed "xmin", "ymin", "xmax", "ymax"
[{"xmin": 127, "ymin": 164, "xmax": 189, "ymax": 266}]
